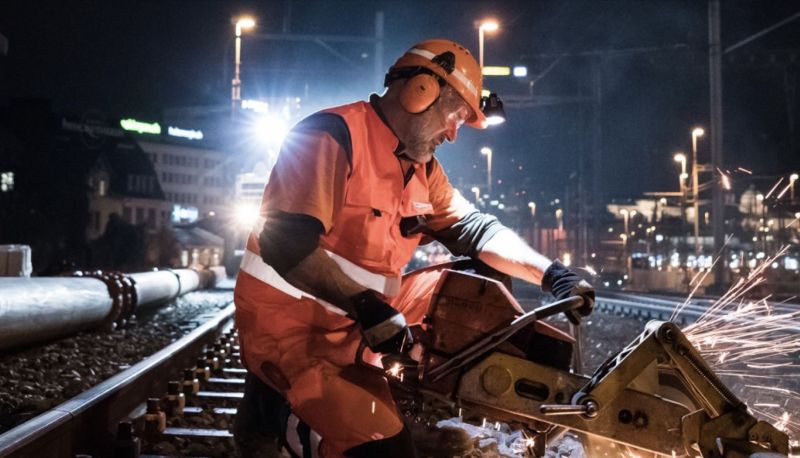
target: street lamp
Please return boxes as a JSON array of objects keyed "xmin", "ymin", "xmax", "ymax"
[
  {"xmin": 691, "ymin": 127, "xmax": 704, "ymax": 255},
  {"xmin": 555, "ymin": 208, "xmax": 563, "ymax": 231},
  {"xmin": 620, "ymin": 209, "xmax": 630, "ymax": 237},
  {"xmin": 471, "ymin": 186, "xmax": 480, "ymax": 203},
  {"xmin": 527, "ymin": 201, "xmax": 536, "ymax": 217},
  {"xmin": 477, "ymin": 20, "xmax": 499, "ymax": 69},
  {"xmin": 790, "ymin": 173, "xmax": 799, "ymax": 200},
  {"xmin": 480, "ymin": 146, "xmax": 493, "ymax": 194},
  {"xmin": 673, "ymin": 153, "xmax": 687, "ymax": 193},
  {"xmin": 232, "ymin": 16, "xmax": 256, "ymax": 115}
]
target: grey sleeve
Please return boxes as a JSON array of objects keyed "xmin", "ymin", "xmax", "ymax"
[
  {"xmin": 259, "ymin": 211, "xmax": 324, "ymax": 276},
  {"xmin": 430, "ymin": 210, "xmax": 506, "ymax": 258}
]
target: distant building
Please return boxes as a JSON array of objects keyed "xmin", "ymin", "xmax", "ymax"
[{"xmin": 138, "ymin": 140, "xmax": 233, "ymax": 224}]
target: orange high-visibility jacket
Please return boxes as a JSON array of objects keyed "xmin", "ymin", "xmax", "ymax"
[{"xmin": 236, "ymin": 100, "xmax": 443, "ymax": 336}]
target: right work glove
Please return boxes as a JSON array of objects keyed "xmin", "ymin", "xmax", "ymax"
[
  {"xmin": 541, "ymin": 260, "xmax": 596, "ymax": 325},
  {"xmin": 350, "ymin": 289, "xmax": 413, "ymax": 354}
]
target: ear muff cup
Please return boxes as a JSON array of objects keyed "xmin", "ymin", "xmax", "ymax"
[{"xmin": 398, "ymin": 73, "xmax": 441, "ymax": 114}]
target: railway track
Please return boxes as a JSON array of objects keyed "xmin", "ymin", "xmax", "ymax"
[
  {"xmin": 0, "ymin": 303, "xmax": 240, "ymax": 457},
  {"xmin": 0, "ymin": 287, "xmax": 795, "ymax": 457}
]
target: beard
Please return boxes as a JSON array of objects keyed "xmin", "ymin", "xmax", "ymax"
[{"xmin": 402, "ymin": 141, "xmax": 435, "ymax": 163}]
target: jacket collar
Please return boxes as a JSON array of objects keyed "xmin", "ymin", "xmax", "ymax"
[{"xmin": 369, "ymin": 94, "xmax": 405, "ymax": 156}]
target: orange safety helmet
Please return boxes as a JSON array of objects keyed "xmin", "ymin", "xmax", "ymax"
[{"xmin": 386, "ymin": 39, "xmax": 487, "ymax": 129}]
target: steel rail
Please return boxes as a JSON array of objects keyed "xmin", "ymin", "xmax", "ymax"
[{"xmin": 0, "ymin": 303, "xmax": 235, "ymax": 458}]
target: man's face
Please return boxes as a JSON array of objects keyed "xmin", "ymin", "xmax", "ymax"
[{"xmin": 401, "ymin": 86, "xmax": 472, "ymax": 164}]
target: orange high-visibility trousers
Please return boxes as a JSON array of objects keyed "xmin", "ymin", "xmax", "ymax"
[{"xmin": 234, "ymin": 265, "xmax": 445, "ymax": 457}]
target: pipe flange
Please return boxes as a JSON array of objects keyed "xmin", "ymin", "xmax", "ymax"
[{"xmin": 77, "ymin": 270, "xmax": 124, "ymax": 331}]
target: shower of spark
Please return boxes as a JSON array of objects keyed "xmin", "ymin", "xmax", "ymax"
[
  {"xmin": 776, "ymin": 181, "xmax": 793, "ymax": 200},
  {"xmin": 764, "ymin": 177, "xmax": 785, "ymax": 200},
  {"xmin": 717, "ymin": 168, "xmax": 732, "ymax": 190},
  {"xmin": 386, "ymin": 363, "xmax": 403, "ymax": 378},
  {"xmin": 737, "ymin": 167, "xmax": 753, "ymax": 174},
  {"xmin": 672, "ymin": 245, "xmax": 800, "ymax": 435}
]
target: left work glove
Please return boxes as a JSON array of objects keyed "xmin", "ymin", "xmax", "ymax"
[
  {"xmin": 541, "ymin": 260, "xmax": 595, "ymax": 325},
  {"xmin": 350, "ymin": 290, "xmax": 413, "ymax": 355}
]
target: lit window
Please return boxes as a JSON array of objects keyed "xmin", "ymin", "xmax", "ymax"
[{"xmin": 1, "ymin": 171, "xmax": 14, "ymax": 192}]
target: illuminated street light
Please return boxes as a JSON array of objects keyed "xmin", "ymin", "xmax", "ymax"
[
  {"xmin": 690, "ymin": 127, "xmax": 704, "ymax": 255},
  {"xmin": 235, "ymin": 202, "xmax": 259, "ymax": 229},
  {"xmin": 527, "ymin": 201, "xmax": 536, "ymax": 217},
  {"xmin": 790, "ymin": 173, "xmax": 799, "ymax": 200},
  {"xmin": 673, "ymin": 152, "xmax": 687, "ymax": 192},
  {"xmin": 555, "ymin": 208, "xmax": 563, "ymax": 231},
  {"xmin": 477, "ymin": 19, "xmax": 499, "ymax": 69},
  {"xmin": 620, "ymin": 209, "xmax": 630, "ymax": 237},
  {"xmin": 480, "ymin": 147, "xmax": 493, "ymax": 194},
  {"xmin": 471, "ymin": 186, "xmax": 480, "ymax": 203},
  {"xmin": 252, "ymin": 113, "xmax": 289, "ymax": 147},
  {"xmin": 232, "ymin": 16, "xmax": 256, "ymax": 115}
]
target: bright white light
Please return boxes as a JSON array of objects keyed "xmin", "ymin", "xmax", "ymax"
[
  {"xmin": 512, "ymin": 66, "xmax": 527, "ymax": 77},
  {"xmin": 172, "ymin": 205, "xmax": 198, "ymax": 223},
  {"xmin": 242, "ymin": 99, "xmax": 269, "ymax": 113},
  {"xmin": 168, "ymin": 126, "xmax": 203, "ymax": 140},
  {"xmin": 479, "ymin": 20, "xmax": 499, "ymax": 32},
  {"xmin": 253, "ymin": 114, "xmax": 289, "ymax": 147},
  {"xmin": 562, "ymin": 252, "xmax": 571, "ymax": 267},
  {"xmin": 235, "ymin": 203, "xmax": 259, "ymax": 229},
  {"xmin": 486, "ymin": 115, "xmax": 505, "ymax": 126},
  {"xmin": 237, "ymin": 17, "xmax": 256, "ymax": 29}
]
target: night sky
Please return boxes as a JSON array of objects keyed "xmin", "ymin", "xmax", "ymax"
[{"xmin": 2, "ymin": 0, "xmax": 798, "ymax": 200}]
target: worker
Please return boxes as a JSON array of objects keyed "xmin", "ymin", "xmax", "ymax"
[{"xmin": 232, "ymin": 39, "xmax": 595, "ymax": 457}]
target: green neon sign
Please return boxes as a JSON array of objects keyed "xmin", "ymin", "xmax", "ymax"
[{"xmin": 120, "ymin": 118, "xmax": 162, "ymax": 135}]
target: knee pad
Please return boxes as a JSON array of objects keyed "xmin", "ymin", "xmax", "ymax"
[{"xmin": 343, "ymin": 426, "xmax": 418, "ymax": 458}]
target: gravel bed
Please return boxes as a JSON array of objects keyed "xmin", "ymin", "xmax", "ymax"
[
  {"xmin": 1, "ymin": 284, "xmax": 794, "ymax": 456},
  {"xmin": 0, "ymin": 289, "xmax": 234, "ymax": 434}
]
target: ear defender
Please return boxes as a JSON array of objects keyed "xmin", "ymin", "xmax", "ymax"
[{"xmin": 398, "ymin": 73, "xmax": 441, "ymax": 114}]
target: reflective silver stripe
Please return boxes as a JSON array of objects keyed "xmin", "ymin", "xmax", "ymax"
[
  {"xmin": 363, "ymin": 313, "xmax": 408, "ymax": 347},
  {"xmin": 325, "ymin": 251, "xmax": 401, "ymax": 297},
  {"xmin": 286, "ymin": 414, "xmax": 303, "ymax": 457},
  {"xmin": 407, "ymin": 47, "xmax": 478, "ymax": 99},
  {"xmin": 243, "ymin": 214, "xmax": 401, "ymax": 303},
  {"xmin": 239, "ymin": 249, "xmax": 348, "ymax": 316}
]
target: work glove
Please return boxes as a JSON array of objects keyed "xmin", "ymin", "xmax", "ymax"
[
  {"xmin": 350, "ymin": 289, "xmax": 413, "ymax": 354},
  {"xmin": 541, "ymin": 260, "xmax": 595, "ymax": 325}
]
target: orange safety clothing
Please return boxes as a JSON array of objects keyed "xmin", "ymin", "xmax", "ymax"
[{"xmin": 234, "ymin": 98, "xmax": 475, "ymax": 456}]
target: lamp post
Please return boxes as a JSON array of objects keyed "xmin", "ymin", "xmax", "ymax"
[
  {"xmin": 691, "ymin": 127, "xmax": 704, "ymax": 255},
  {"xmin": 673, "ymin": 153, "xmax": 687, "ymax": 194},
  {"xmin": 555, "ymin": 208, "xmax": 563, "ymax": 231},
  {"xmin": 232, "ymin": 17, "xmax": 256, "ymax": 117},
  {"xmin": 471, "ymin": 186, "xmax": 480, "ymax": 204},
  {"xmin": 477, "ymin": 20, "xmax": 499, "ymax": 69},
  {"xmin": 619, "ymin": 209, "xmax": 631, "ymax": 282},
  {"xmin": 790, "ymin": 173, "xmax": 799, "ymax": 201},
  {"xmin": 480, "ymin": 146, "xmax": 493, "ymax": 194}
]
